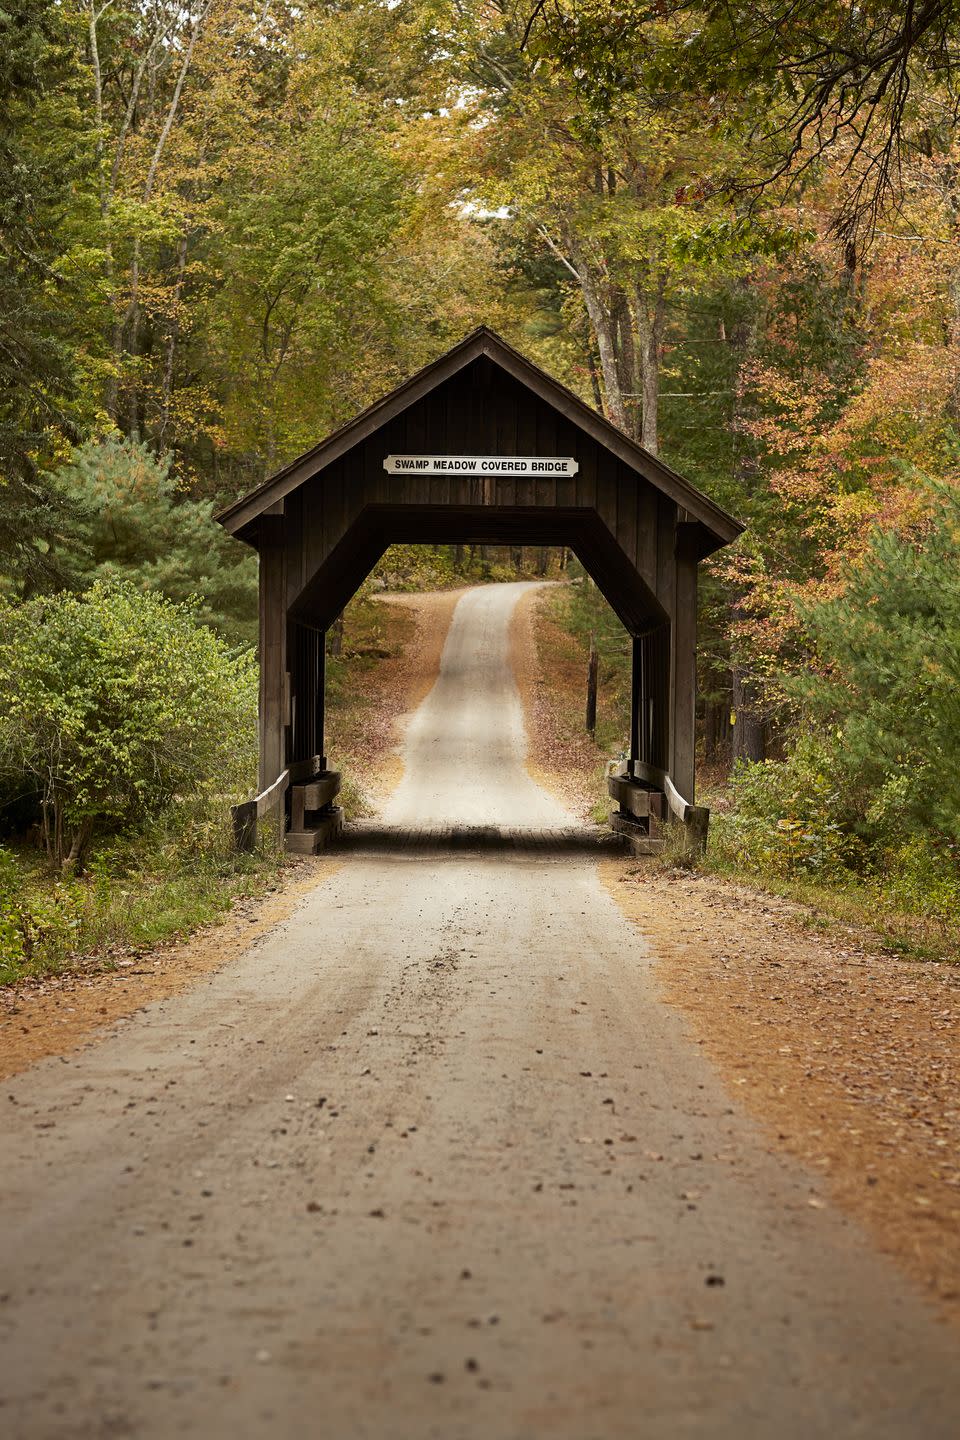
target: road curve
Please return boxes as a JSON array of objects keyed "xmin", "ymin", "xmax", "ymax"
[{"xmin": 2, "ymin": 581, "xmax": 958, "ymax": 1439}]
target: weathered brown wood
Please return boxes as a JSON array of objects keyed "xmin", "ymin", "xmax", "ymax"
[
  {"xmin": 630, "ymin": 635, "xmax": 643, "ymax": 766},
  {"xmin": 231, "ymin": 800, "xmax": 257, "ymax": 852},
  {"xmin": 289, "ymin": 771, "xmax": 341, "ymax": 840},
  {"xmin": 671, "ymin": 524, "xmax": 699, "ymax": 804},
  {"xmin": 288, "ymin": 753, "xmax": 326, "ymax": 784},
  {"xmin": 297, "ymin": 772, "xmax": 341, "ymax": 811},
  {"xmin": 219, "ymin": 329, "xmax": 743, "ymax": 831},
  {"xmin": 609, "ymin": 812, "xmax": 665, "ymax": 855},
  {"xmin": 258, "ymin": 518, "xmax": 286, "ymax": 793},
  {"xmin": 285, "ymin": 807, "xmax": 343, "ymax": 854},
  {"xmin": 607, "ymin": 774, "xmax": 651, "ymax": 818},
  {"xmin": 231, "ymin": 766, "xmax": 290, "ymax": 852},
  {"xmin": 290, "ymin": 783, "xmax": 305, "ymax": 836},
  {"xmin": 256, "ymin": 767, "xmax": 290, "ymax": 819},
  {"xmin": 686, "ymin": 804, "xmax": 710, "ymax": 857}
]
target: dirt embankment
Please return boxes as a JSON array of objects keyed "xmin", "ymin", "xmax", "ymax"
[
  {"xmin": 514, "ymin": 580, "xmax": 960, "ymax": 1320},
  {"xmin": 339, "ymin": 589, "xmax": 465, "ymax": 805},
  {"xmin": 1, "ymin": 589, "xmax": 463, "ymax": 1081},
  {"xmin": 510, "ymin": 584, "xmax": 606, "ymax": 820}
]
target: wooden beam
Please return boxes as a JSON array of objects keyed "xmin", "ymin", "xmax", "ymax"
[
  {"xmin": 670, "ymin": 524, "xmax": 699, "ymax": 804},
  {"xmin": 255, "ymin": 767, "xmax": 290, "ymax": 819},
  {"xmin": 258, "ymin": 519, "xmax": 286, "ymax": 792},
  {"xmin": 217, "ymin": 328, "xmax": 744, "ymax": 550},
  {"xmin": 607, "ymin": 774, "xmax": 651, "ymax": 818},
  {"xmin": 230, "ymin": 767, "xmax": 290, "ymax": 852},
  {"xmin": 288, "ymin": 753, "xmax": 326, "ymax": 784}
]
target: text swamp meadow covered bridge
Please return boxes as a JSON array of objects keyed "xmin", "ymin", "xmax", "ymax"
[{"xmin": 217, "ymin": 327, "xmax": 743, "ymax": 853}]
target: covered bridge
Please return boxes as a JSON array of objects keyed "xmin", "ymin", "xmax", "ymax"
[{"xmin": 217, "ymin": 327, "xmax": 743, "ymax": 851}]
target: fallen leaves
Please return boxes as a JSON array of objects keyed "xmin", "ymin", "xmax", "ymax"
[{"xmin": 602, "ymin": 859, "xmax": 960, "ymax": 1321}]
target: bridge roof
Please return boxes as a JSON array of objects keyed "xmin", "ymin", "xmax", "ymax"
[{"xmin": 216, "ymin": 326, "xmax": 744, "ymax": 550}]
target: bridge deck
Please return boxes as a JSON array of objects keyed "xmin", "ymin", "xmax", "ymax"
[{"xmin": 336, "ymin": 820, "xmax": 629, "ymax": 858}]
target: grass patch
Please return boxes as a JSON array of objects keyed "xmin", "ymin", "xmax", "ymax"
[
  {"xmin": 0, "ymin": 826, "xmax": 283, "ymax": 988},
  {"xmin": 701, "ymin": 846, "xmax": 960, "ymax": 963}
]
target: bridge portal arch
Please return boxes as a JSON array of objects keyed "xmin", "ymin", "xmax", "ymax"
[{"xmin": 217, "ymin": 328, "xmax": 743, "ymax": 849}]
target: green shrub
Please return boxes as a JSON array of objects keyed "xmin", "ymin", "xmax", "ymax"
[
  {"xmin": 791, "ymin": 480, "xmax": 960, "ymax": 849},
  {"xmin": 714, "ymin": 484, "xmax": 960, "ymax": 925},
  {"xmin": 0, "ymin": 845, "xmax": 85, "ymax": 981},
  {"xmin": 710, "ymin": 735, "xmax": 863, "ymax": 879},
  {"xmin": 879, "ymin": 834, "xmax": 960, "ymax": 930},
  {"xmin": 0, "ymin": 580, "xmax": 257, "ymax": 870},
  {"xmin": 372, "ymin": 544, "xmax": 475, "ymax": 591}
]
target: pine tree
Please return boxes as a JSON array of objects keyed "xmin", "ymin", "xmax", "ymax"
[
  {"xmin": 794, "ymin": 483, "xmax": 960, "ymax": 846},
  {"xmin": 49, "ymin": 436, "xmax": 257, "ymax": 648},
  {"xmin": 0, "ymin": 0, "xmax": 99, "ymax": 594}
]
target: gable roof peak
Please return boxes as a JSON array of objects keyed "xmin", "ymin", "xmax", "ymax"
[{"xmin": 216, "ymin": 325, "xmax": 743, "ymax": 550}]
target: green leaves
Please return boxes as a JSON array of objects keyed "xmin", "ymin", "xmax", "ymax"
[
  {"xmin": 792, "ymin": 482, "xmax": 960, "ymax": 847},
  {"xmin": 45, "ymin": 434, "xmax": 258, "ymax": 646},
  {"xmin": 0, "ymin": 0, "xmax": 102, "ymax": 593},
  {"xmin": 0, "ymin": 579, "xmax": 257, "ymax": 868}
]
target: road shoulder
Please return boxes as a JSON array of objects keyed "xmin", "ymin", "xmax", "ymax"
[
  {"xmin": 512, "ymin": 577, "xmax": 960, "ymax": 1322},
  {"xmin": 1, "ymin": 589, "xmax": 463, "ymax": 1079}
]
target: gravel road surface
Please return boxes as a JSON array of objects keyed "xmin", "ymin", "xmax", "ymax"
[{"xmin": 2, "ymin": 582, "xmax": 959, "ymax": 1439}]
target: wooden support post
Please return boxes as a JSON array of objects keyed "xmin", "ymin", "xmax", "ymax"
[
  {"xmin": 585, "ymin": 632, "xmax": 598, "ymax": 734},
  {"xmin": 671, "ymin": 525, "xmax": 699, "ymax": 804},
  {"xmin": 258, "ymin": 518, "xmax": 287, "ymax": 793},
  {"xmin": 316, "ymin": 634, "xmax": 325, "ymax": 764},
  {"xmin": 629, "ymin": 636, "xmax": 642, "ymax": 773},
  {"xmin": 232, "ymin": 801, "xmax": 257, "ymax": 853}
]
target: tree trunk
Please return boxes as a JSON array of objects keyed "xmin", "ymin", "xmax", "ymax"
[
  {"xmin": 61, "ymin": 820, "xmax": 93, "ymax": 877},
  {"xmin": 585, "ymin": 633, "xmax": 599, "ymax": 735},
  {"xmin": 703, "ymin": 697, "xmax": 732, "ymax": 765},
  {"xmin": 614, "ymin": 293, "xmax": 640, "ymax": 439},
  {"xmin": 731, "ymin": 669, "xmax": 766, "ymax": 763},
  {"xmin": 634, "ymin": 278, "xmax": 666, "ymax": 456},
  {"xmin": 573, "ymin": 247, "xmax": 628, "ymax": 430},
  {"xmin": 118, "ymin": 2, "xmax": 211, "ymax": 435},
  {"xmin": 157, "ymin": 232, "xmax": 189, "ymax": 446}
]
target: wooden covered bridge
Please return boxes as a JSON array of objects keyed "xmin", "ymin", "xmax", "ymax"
[{"xmin": 217, "ymin": 328, "xmax": 743, "ymax": 853}]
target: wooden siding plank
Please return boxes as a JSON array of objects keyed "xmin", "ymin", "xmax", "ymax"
[
  {"xmin": 615, "ymin": 465, "xmax": 637, "ymax": 564},
  {"xmin": 636, "ymin": 484, "xmax": 658, "ymax": 588},
  {"xmin": 258, "ymin": 519, "xmax": 287, "ymax": 791},
  {"xmin": 556, "ymin": 416, "xmax": 578, "ymax": 509},
  {"xmin": 671, "ymin": 525, "xmax": 699, "ymax": 802}
]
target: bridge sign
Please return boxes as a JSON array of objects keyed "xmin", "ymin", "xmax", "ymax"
[
  {"xmin": 383, "ymin": 455, "xmax": 579, "ymax": 477},
  {"xmin": 219, "ymin": 326, "xmax": 744, "ymax": 826}
]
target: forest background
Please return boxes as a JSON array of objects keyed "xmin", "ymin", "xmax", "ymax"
[{"xmin": 1, "ymin": 0, "xmax": 958, "ymax": 977}]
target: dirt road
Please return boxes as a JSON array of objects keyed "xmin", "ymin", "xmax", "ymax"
[{"xmin": 2, "ymin": 582, "xmax": 959, "ymax": 1439}]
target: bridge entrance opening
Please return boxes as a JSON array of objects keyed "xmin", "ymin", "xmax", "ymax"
[{"xmin": 217, "ymin": 328, "xmax": 743, "ymax": 854}]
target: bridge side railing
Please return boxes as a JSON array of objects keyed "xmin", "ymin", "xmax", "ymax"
[
  {"xmin": 608, "ymin": 759, "xmax": 710, "ymax": 855},
  {"xmin": 230, "ymin": 753, "xmax": 328, "ymax": 852},
  {"xmin": 231, "ymin": 769, "xmax": 290, "ymax": 852}
]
